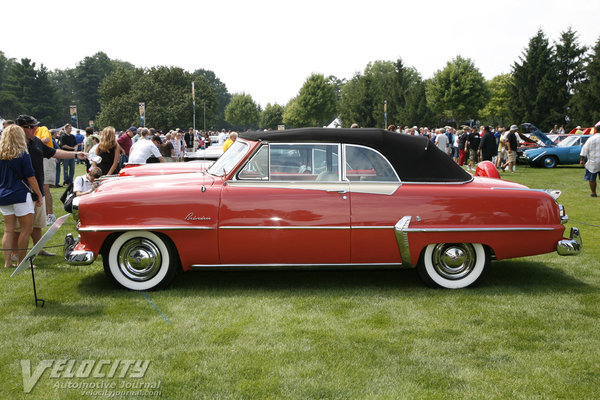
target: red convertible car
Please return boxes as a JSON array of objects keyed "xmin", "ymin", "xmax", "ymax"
[{"xmin": 64, "ymin": 128, "xmax": 581, "ymax": 290}]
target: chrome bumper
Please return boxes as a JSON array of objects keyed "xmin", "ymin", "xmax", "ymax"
[
  {"xmin": 64, "ymin": 233, "xmax": 95, "ymax": 265},
  {"xmin": 556, "ymin": 227, "xmax": 582, "ymax": 256}
]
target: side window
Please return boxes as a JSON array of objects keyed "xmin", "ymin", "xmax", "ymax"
[
  {"xmin": 238, "ymin": 146, "xmax": 268, "ymax": 180},
  {"xmin": 270, "ymin": 144, "xmax": 339, "ymax": 181},
  {"xmin": 344, "ymin": 145, "xmax": 399, "ymax": 182}
]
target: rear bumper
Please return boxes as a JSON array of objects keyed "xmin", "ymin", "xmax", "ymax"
[
  {"xmin": 64, "ymin": 233, "xmax": 96, "ymax": 265},
  {"xmin": 556, "ymin": 227, "xmax": 582, "ymax": 256}
]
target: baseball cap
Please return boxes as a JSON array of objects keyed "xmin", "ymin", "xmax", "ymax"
[
  {"xmin": 151, "ymin": 135, "xmax": 162, "ymax": 144},
  {"xmin": 510, "ymin": 125, "xmax": 518, "ymax": 130},
  {"xmin": 128, "ymin": 126, "xmax": 138, "ymax": 134},
  {"xmin": 15, "ymin": 115, "xmax": 40, "ymax": 127}
]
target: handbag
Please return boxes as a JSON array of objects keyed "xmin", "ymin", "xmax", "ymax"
[{"xmin": 21, "ymin": 180, "xmax": 39, "ymax": 202}]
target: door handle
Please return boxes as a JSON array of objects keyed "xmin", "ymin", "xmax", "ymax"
[{"xmin": 326, "ymin": 189, "xmax": 347, "ymax": 194}]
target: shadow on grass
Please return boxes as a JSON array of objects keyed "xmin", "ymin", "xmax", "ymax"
[
  {"xmin": 75, "ymin": 259, "xmax": 593, "ymax": 298},
  {"xmin": 482, "ymin": 260, "xmax": 591, "ymax": 293},
  {"xmin": 30, "ymin": 302, "xmax": 105, "ymax": 317}
]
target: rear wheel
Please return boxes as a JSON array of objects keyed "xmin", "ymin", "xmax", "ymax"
[
  {"xmin": 103, "ymin": 231, "xmax": 178, "ymax": 291},
  {"xmin": 417, "ymin": 243, "xmax": 489, "ymax": 289}
]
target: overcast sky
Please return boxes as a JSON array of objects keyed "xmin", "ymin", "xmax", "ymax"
[{"xmin": 2, "ymin": 0, "xmax": 599, "ymax": 107}]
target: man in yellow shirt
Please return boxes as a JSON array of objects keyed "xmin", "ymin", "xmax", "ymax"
[
  {"xmin": 34, "ymin": 126, "xmax": 57, "ymax": 225},
  {"xmin": 223, "ymin": 132, "xmax": 238, "ymax": 152}
]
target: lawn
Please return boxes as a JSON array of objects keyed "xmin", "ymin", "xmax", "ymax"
[{"xmin": 1, "ymin": 163, "xmax": 599, "ymax": 399}]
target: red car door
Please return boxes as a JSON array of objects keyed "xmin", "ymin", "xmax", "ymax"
[{"xmin": 219, "ymin": 144, "xmax": 351, "ymax": 265}]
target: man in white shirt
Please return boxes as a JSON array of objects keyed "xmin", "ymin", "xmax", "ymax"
[
  {"xmin": 434, "ymin": 128, "xmax": 449, "ymax": 153},
  {"xmin": 129, "ymin": 135, "xmax": 165, "ymax": 164},
  {"xmin": 580, "ymin": 122, "xmax": 600, "ymax": 197},
  {"xmin": 218, "ymin": 129, "xmax": 227, "ymax": 146}
]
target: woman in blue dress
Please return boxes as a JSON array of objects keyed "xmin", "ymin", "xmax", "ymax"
[{"xmin": 0, "ymin": 125, "xmax": 43, "ymax": 267}]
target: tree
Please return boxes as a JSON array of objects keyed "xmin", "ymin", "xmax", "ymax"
[
  {"xmin": 286, "ymin": 73, "xmax": 338, "ymax": 127},
  {"xmin": 224, "ymin": 93, "xmax": 259, "ymax": 130},
  {"xmin": 260, "ymin": 103, "xmax": 284, "ymax": 130},
  {"xmin": 426, "ymin": 55, "xmax": 489, "ymax": 127},
  {"xmin": 509, "ymin": 30, "xmax": 563, "ymax": 129},
  {"xmin": 339, "ymin": 72, "xmax": 375, "ymax": 128},
  {"xmin": 339, "ymin": 59, "xmax": 435, "ymax": 128},
  {"xmin": 72, "ymin": 52, "xmax": 120, "ymax": 126},
  {"xmin": 555, "ymin": 28, "xmax": 588, "ymax": 128},
  {"xmin": 1, "ymin": 58, "xmax": 37, "ymax": 117},
  {"xmin": 97, "ymin": 66, "xmax": 217, "ymax": 131},
  {"xmin": 31, "ymin": 64, "xmax": 61, "ymax": 126},
  {"xmin": 0, "ymin": 52, "xmax": 19, "ymax": 117},
  {"xmin": 571, "ymin": 36, "xmax": 600, "ymax": 126},
  {"xmin": 192, "ymin": 69, "xmax": 231, "ymax": 129},
  {"xmin": 479, "ymin": 74, "xmax": 513, "ymax": 127}
]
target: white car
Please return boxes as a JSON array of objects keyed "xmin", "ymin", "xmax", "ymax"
[{"xmin": 184, "ymin": 145, "xmax": 224, "ymax": 161}]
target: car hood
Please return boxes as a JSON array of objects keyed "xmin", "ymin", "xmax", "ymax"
[
  {"xmin": 118, "ymin": 160, "xmax": 213, "ymax": 177},
  {"xmin": 96, "ymin": 172, "xmax": 216, "ymax": 196},
  {"xmin": 521, "ymin": 123, "xmax": 554, "ymax": 147}
]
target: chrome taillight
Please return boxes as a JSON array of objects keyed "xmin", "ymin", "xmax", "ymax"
[{"xmin": 559, "ymin": 204, "xmax": 568, "ymax": 224}]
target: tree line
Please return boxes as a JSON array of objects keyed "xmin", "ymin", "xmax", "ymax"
[{"xmin": 1, "ymin": 28, "xmax": 599, "ymax": 132}]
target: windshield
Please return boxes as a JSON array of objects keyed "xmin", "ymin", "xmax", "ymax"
[
  {"xmin": 557, "ymin": 136, "xmax": 580, "ymax": 147},
  {"xmin": 207, "ymin": 140, "xmax": 249, "ymax": 176}
]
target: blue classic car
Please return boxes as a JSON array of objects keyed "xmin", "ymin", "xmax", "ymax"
[
  {"xmin": 519, "ymin": 124, "xmax": 591, "ymax": 168},
  {"xmin": 523, "ymin": 135, "xmax": 591, "ymax": 168}
]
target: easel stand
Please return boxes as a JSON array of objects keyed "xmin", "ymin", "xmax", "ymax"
[{"xmin": 28, "ymin": 257, "xmax": 45, "ymax": 308}]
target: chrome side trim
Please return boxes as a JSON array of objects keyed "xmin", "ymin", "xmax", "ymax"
[
  {"xmin": 394, "ymin": 216, "xmax": 413, "ymax": 268},
  {"xmin": 219, "ymin": 226, "xmax": 349, "ymax": 230},
  {"xmin": 404, "ymin": 227, "xmax": 556, "ymax": 232},
  {"xmin": 352, "ymin": 226, "xmax": 395, "ymax": 230},
  {"xmin": 78, "ymin": 226, "xmax": 216, "ymax": 232},
  {"xmin": 401, "ymin": 177, "xmax": 474, "ymax": 185},
  {"xmin": 190, "ymin": 262, "xmax": 404, "ymax": 270},
  {"xmin": 347, "ymin": 182, "xmax": 401, "ymax": 196},
  {"xmin": 226, "ymin": 181, "xmax": 349, "ymax": 191}
]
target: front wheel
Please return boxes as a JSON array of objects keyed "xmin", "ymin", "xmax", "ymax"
[
  {"xmin": 103, "ymin": 231, "xmax": 178, "ymax": 291},
  {"xmin": 541, "ymin": 156, "xmax": 558, "ymax": 168},
  {"xmin": 417, "ymin": 243, "xmax": 489, "ymax": 289}
]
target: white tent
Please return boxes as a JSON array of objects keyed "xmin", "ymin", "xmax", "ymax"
[{"xmin": 326, "ymin": 117, "xmax": 342, "ymax": 128}]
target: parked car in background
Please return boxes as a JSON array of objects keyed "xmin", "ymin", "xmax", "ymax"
[
  {"xmin": 184, "ymin": 145, "xmax": 224, "ymax": 162},
  {"xmin": 522, "ymin": 135, "xmax": 591, "ymax": 168},
  {"xmin": 64, "ymin": 128, "xmax": 581, "ymax": 291}
]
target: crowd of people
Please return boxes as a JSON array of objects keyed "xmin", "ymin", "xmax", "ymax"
[
  {"xmin": 384, "ymin": 124, "xmax": 523, "ymax": 172},
  {"xmin": 1, "ymin": 114, "xmax": 599, "ymax": 267}
]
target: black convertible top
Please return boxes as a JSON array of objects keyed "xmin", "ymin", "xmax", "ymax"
[{"xmin": 240, "ymin": 128, "xmax": 471, "ymax": 182}]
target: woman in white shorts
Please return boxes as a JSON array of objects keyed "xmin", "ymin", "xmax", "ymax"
[{"xmin": 0, "ymin": 125, "xmax": 43, "ymax": 267}]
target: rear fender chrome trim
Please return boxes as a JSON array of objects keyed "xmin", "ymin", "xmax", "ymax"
[{"xmin": 394, "ymin": 216, "xmax": 413, "ymax": 268}]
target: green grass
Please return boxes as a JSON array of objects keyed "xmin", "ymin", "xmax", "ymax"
[{"xmin": 1, "ymin": 163, "xmax": 599, "ymax": 399}]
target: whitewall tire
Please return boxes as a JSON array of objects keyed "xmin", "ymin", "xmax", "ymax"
[
  {"xmin": 103, "ymin": 231, "xmax": 177, "ymax": 291},
  {"xmin": 417, "ymin": 243, "xmax": 489, "ymax": 289}
]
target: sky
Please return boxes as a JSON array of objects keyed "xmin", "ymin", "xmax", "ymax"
[{"xmin": 1, "ymin": 0, "xmax": 599, "ymax": 108}]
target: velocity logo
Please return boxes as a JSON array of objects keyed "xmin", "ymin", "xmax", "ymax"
[{"xmin": 21, "ymin": 359, "xmax": 150, "ymax": 393}]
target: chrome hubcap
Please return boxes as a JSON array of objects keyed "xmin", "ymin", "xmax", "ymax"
[
  {"xmin": 432, "ymin": 243, "xmax": 475, "ymax": 280},
  {"xmin": 117, "ymin": 238, "xmax": 162, "ymax": 281}
]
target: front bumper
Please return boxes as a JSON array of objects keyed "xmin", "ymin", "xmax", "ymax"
[
  {"xmin": 556, "ymin": 227, "xmax": 582, "ymax": 256},
  {"xmin": 64, "ymin": 233, "xmax": 95, "ymax": 265}
]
